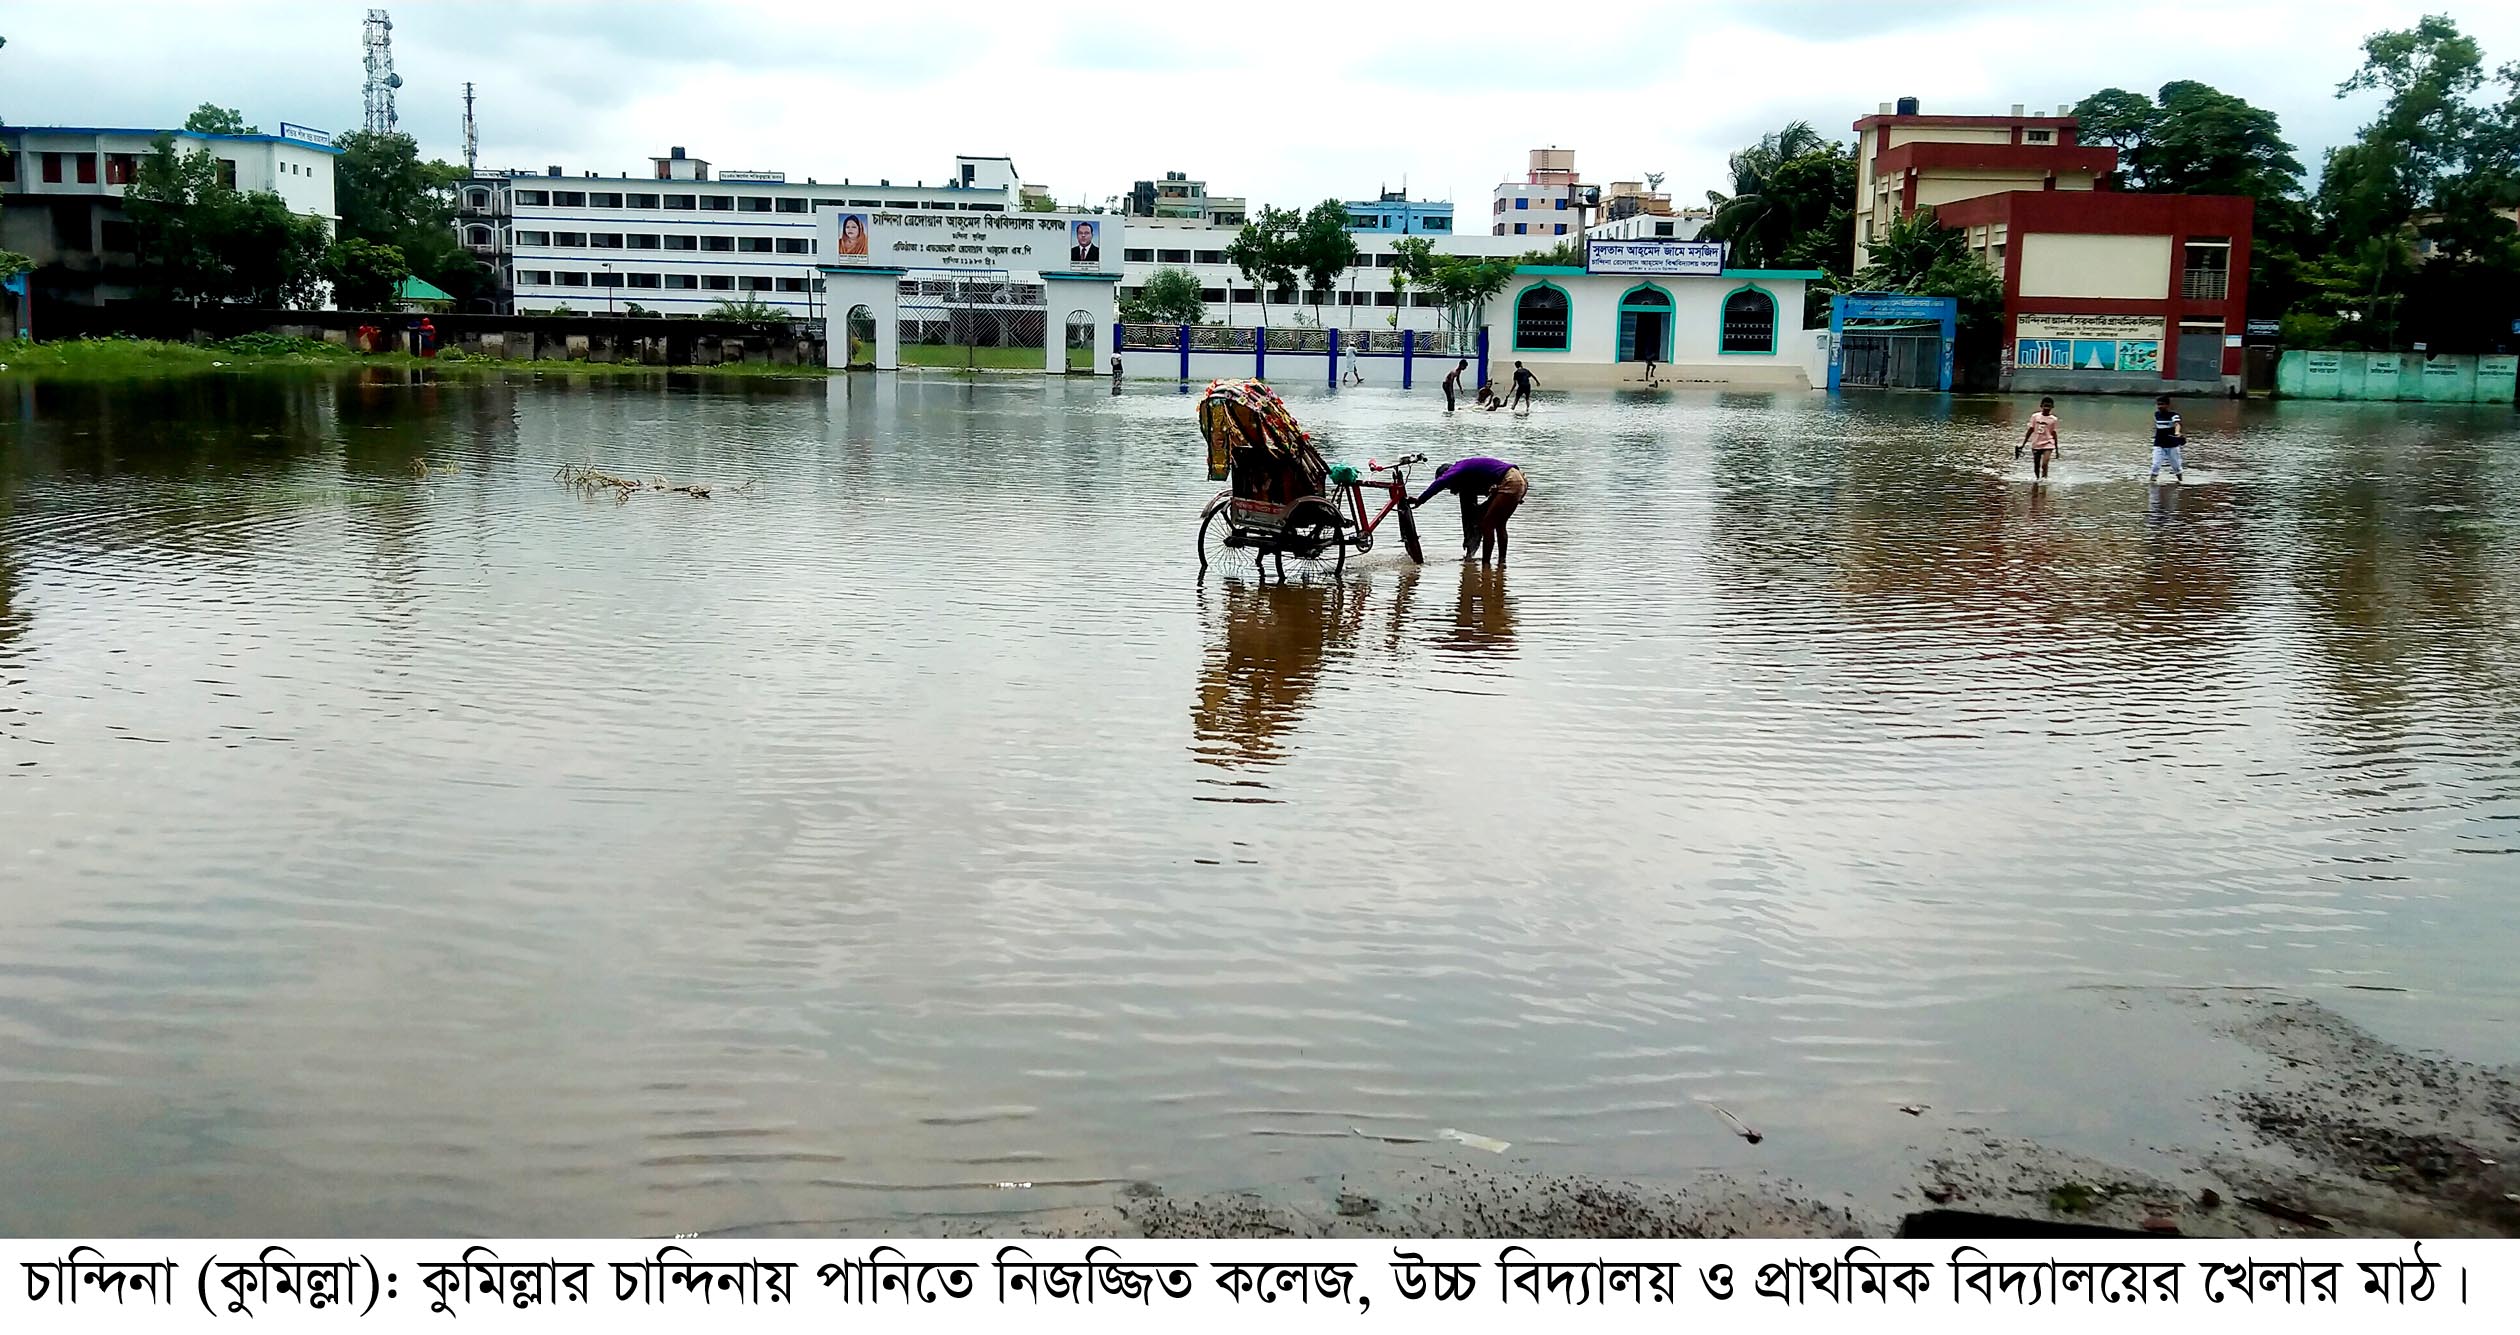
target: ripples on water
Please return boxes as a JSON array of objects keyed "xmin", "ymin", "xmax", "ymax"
[{"xmin": 1, "ymin": 370, "xmax": 2517, "ymax": 1234}]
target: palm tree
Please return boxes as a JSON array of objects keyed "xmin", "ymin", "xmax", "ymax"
[{"xmin": 1705, "ymin": 121, "xmax": 1834, "ymax": 268}]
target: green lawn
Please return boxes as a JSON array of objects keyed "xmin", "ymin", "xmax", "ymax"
[
  {"xmin": 886, "ymin": 342, "xmax": 1096, "ymax": 371},
  {"xmin": 0, "ymin": 336, "xmax": 835, "ymax": 382}
]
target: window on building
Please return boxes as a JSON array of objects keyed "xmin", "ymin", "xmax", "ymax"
[
  {"xmin": 775, "ymin": 238, "xmax": 812, "ymax": 254},
  {"xmin": 1, "ymin": 153, "xmax": 19, "ymax": 183},
  {"xmin": 885, "ymin": 200, "xmax": 919, "ymax": 210},
  {"xmin": 514, "ymin": 189, "xmax": 548, "ymax": 206},
  {"xmin": 700, "ymin": 195, "xmax": 733, "ymax": 211},
  {"xmin": 664, "ymin": 235, "xmax": 698, "ymax": 251},
  {"xmin": 628, "ymin": 235, "xmax": 661, "ymax": 249},
  {"xmin": 1515, "ymin": 197, "xmax": 1528, "ymax": 210},
  {"xmin": 1200, "ymin": 287, "xmax": 1225, "ymax": 303},
  {"xmin": 1515, "ymin": 284, "xmax": 1570, "ymax": 351},
  {"xmin": 626, "ymin": 193, "xmax": 660, "ymax": 208},
  {"xmin": 104, "ymin": 154, "xmax": 139, "ymax": 186},
  {"xmin": 775, "ymin": 197, "xmax": 809, "ymax": 213},
  {"xmin": 737, "ymin": 196, "xmax": 772, "ymax": 212},
  {"xmin": 1373, "ymin": 254, "xmax": 1396, "ymax": 268},
  {"xmin": 702, "ymin": 235, "xmax": 735, "ymax": 252},
  {"xmin": 552, "ymin": 190, "xmax": 585, "ymax": 207},
  {"xmin": 513, "ymin": 229, "xmax": 550, "ymax": 246},
  {"xmin": 1374, "ymin": 291, "xmax": 1397, "ymax": 307},
  {"xmin": 1514, "ymin": 223, "xmax": 1527, "ymax": 235},
  {"xmin": 740, "ymin": 275, "xmax": 773, "ymax": 291},
  {"xmin": 554, "ymin": 271, "xmax": 589, "ymax": 287},
  {"xmin": 663, "ymin": 194, "xmax": 696, "ymax": 210},
  {"xmin": 1554, "ymin": 223, "xmax": 1567, "ymax": 235},
  {"xmin": 591, "ymin": 272, "xmax": 621, "ymax": 288},
  {"xmin": 626, "ymin": 272, "xmax": 661, "ymax": 289},
  {"xmin": 664, "ymin": 274, "xmax": 699, "ymax": 289},
  {"xmin": 2025, "ymin": 129, "xmax": 2054, "ymax": 143},
  {"xmin": 1195, "ymin": 250, "xmax": 1223, "ymax": 264},
  {"xmin": 1428, "ymin": 217, "xmax": 1449, "ymax": 230},
  {"xmin": 515, "ymin": 270, "xmax": 552, "ymax": 285},
  {"xmin": 589, "ymin": 192, "xmax": 622, "ymax": 207},
  {"xmin": 40, "ymin": 152, "xmax": 63, "ymax": 184},
  {"xmin": 1124, "ymin": 248, "xmax": 1154, "ymax": 262},
  {"xmin": 2182, "ymin": 237, "xmax": 2232, "ymax": 300},
  {"xmin": 1655, "ymin": 221, "xmax": 1674, "ymax": 237},
  {"xmin": 1553, "ymin": 198, "xmax": 1565, "ymax": 210},
  {"xmin": 1493, "ymin": 199, "xmax": 1504, "ymax": 214},
  {"xmin": 737, "ymin": 236, "xmax": 774, "ymax": 252},
  {"xmin": 703, "ymin": 274, "xmax": 735, "ymax": 291},
  {"xmin": 770, "ymin": 277, "xmax": 805, "ymax": 292},
  {"xmin": 214, "ymin": 158, "xmax": 236, "ymax": 190},
  {"xmin": 591, "ymin": 233, "xmax": 624, "ymax": 248},
  {"xmin": 813, "ymin": 198, "xmax": 844, "ymax": 208},
  {"xmin": 1158, "ymin": 249, "xmax": 1190, "ymax": 263},
  {"xmin": 552, "ymin": 231, "xmax": 586, "ymax": 247},
  {"xmin": 1720, "ymin": 286, "xmax": 1777, "ymax": 354}
]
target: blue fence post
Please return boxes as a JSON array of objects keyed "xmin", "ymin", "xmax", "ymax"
[
  {"xmin": 1253, "ymin": 325, "xmax": 1265, "ymax": 381},
  {"xmin": 1402, "ymin": 329, "xmax": 1415, "ymax": 388},
  {"xmin": 1938, "ymin": 306, "xmax": 1956, "ymax": 392},
  {"xmin": 1475, "ymin": 326, "xmax": 1490, "ymax": 390},
  {"xmin": 1326, "ymin": 327, "xmax": 1340, "ymax": 388},
  {"xmin": 1177, "ymin": 323, "xmax": 1190, "ymax": 382}
]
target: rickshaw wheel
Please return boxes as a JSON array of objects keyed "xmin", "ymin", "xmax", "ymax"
[
  {"xmin": 1197, "ymin": 500, "xmax": 1233, "ymax": 574},
  {"xmin": 1274, "ymin": 497, "xmax": 1347, "ymax": 580},
  {"xmin": 1397, "ymin": 500, "xmax": 1426, "ymax": 565}
]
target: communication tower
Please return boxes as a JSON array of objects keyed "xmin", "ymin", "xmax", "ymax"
[
  {"xmin": 362, "ymin": 10, "xmax": 401, "ymax": 135},
  {"xmin": 462, "ymin": 82, "xmax": 478, "ymax": 174}
]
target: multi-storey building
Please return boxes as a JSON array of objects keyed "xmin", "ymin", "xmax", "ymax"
[
  {"xmin": 1851, "ymin": 97, "xmax": 2253, "ymax": 392},
  {"xmin": 1118, "ymin": 217, "xmax": 1528, "ymax": 331},
  {"xmin": 460, "ymin": 149, "xmax": 1027, "ymax": 315},
  {"xmin": 1344, "ymin": 188, "xmax": 1452, "ymax": 235},
  {"xmin": 0, "ymin": 121, "xmax": 338, "ymax": 309},
  {"xmin": 1491, "ymin": 148, "xmax": 1595, "ymax": 239}
]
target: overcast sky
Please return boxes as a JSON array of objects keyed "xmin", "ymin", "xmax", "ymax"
[{"xmin": 7, "ymin": 1, "xmax": 2519, "ymax": 211}]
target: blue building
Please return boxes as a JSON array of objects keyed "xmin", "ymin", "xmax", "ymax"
[{"xmin": 1344, "ymin": 189, "xmax": 1452, "ymax": 235}]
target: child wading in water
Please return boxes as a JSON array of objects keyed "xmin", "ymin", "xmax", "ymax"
[
  {"xmin": 2150, "ymin": 394, "xmax": 2186, "ymax": 484},
  {"xmin": 2020, "ymin": 396, "xmax": 2061, "ymax": 479}
]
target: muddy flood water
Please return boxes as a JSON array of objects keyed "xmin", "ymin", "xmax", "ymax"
[{"xmin": 2, "ymin": 370, "xmax": 2517, "ymax": 1237}]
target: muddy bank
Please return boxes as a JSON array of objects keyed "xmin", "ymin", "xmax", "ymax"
[{"xmin": 926, "ymin": 994, "xmax": 2519, "ymax": 1240}]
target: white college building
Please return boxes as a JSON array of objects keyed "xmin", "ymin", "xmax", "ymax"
[{"xmin": 0, "ymin": 121, "xmax": 339, "ymax": 308}]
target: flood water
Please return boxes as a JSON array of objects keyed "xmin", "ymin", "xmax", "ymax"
[{"xmin": 3, "ymin": 369, "xmax": 2517, "ymax": 1236}]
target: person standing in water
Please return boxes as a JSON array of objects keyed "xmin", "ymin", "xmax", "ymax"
[
  {"xmin": 1414, "ymin": 456, "xmax": 1529, "ymax": 565},
  {"xmin": 2021, "ymin": 396, "xmax": 2061, "ymax": 479},
  {"xmin": 1509, "ymin": 360, "xmax": 1538, "ymax": 409},
  {"xmin": 2150, "ymin": 394, "xmax": 2185, "ymax": 484},
  {"xmin": 1442, "ymin": 359, "xmax": 1466, "ymax": 412}
]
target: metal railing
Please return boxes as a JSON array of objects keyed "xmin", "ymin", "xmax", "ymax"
[{"xmin": 2182, "ymin": 269, "xmax": 2228, "ymax": 301}]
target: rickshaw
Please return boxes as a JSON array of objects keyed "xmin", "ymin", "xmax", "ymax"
[{"xmin": 1194, "ymin": 378, "xmax": 1424, "ymax": 579}]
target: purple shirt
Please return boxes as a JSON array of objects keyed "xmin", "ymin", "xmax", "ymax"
[{"xmin": 1416, "ymin": 457, "xmax": 1517, "ymax": 505}]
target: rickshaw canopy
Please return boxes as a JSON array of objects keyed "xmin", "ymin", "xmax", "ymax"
[{"xmin": 1197, "ymin": 379, "xmax": 1324, "ymax": 496}]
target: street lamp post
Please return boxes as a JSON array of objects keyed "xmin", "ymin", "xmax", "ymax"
[{"xmin": 604, "ymin": 261, "xmax": 615, "ymax": 315}]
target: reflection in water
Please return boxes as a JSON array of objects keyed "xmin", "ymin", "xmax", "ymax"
[
  {"xmin": 1189, "ymin": 578, "xmax": 1367, "ymax": 774},
  {"xmin": 3, "ymin": 373, "xmax": 2519, "ymax": 1236}
]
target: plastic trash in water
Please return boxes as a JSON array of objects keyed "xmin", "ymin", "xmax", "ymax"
[{"xmin": 1438, "ymin": 1128, "xmax": 1511, "ymax": 1154}]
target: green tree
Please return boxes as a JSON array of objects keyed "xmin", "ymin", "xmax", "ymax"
[
  {"xmin": 1425, "ymin": 255, "xmax": 1514, "ymax": 334},
  {"xmin": 0, "ymin": 249, "xmax": 30, "ymax": 282},
  {"xmin": 1292, "ymin": 198, "xmax": 1361, "ymax": 317},
  {"xmin": 323, "ymin": 237, "xmax": 410, "ymax": 311},
  {"xmin": 707, "ymin": 298, "xmax": 785, "ymax": 321},
  {"xmin": 182, "ymin": 104, "xmax": 254, "ymax": 136},
  {"xmin": 1704, "ymin": 121, "xmax": 1851, "ymax": 269},
  {"xmin": 1519, "ymin": 238, "xmax": 1584, "ymax": 268},
  {"xmin": 1225, "ymin": 205, "xmax": 1300, "ymax": 326},
  {"xmin": 1389, "ymin": 235, "xmax": 1436, "ymax": 323},
  {"xmin": 123, "ymin": 135, "xmax": 323, "ymax": 307},
  {"xmin": 333, "ymin": 130, "xmax": 485, "ymax": 308},
  {"xmin": 1121, "ymin": 266, "xmax": 1205, "ymax": 325}
]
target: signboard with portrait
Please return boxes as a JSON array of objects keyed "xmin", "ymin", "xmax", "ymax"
[
  {"xmin": 2014, "ymin": 314, "xmax": 2164, "ymax": 374},
  {"xmin": 1585, "ymin": 239, "xmax": 1724, "ymax": 276},
  {"xmin": 818, "ymin": 209, "xmax": 1120, "ymax": 274}
]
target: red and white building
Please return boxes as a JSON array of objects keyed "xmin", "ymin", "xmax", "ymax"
[{"xmin": 1854, "ymin": 100, "xmax": 2252, "ymax": 394}]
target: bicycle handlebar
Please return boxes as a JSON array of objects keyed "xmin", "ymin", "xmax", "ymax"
[{"xmin": 1364, "ymin": 453, "xmax": 1428, "ymax": 473}]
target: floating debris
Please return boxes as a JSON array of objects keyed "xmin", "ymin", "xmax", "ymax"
[
  {"xmin": 555, "ymin": 463, "xmax": 753, "ymax": 503},
  {"xmin": 1439, "ymin": 1128, "xmax": 1511, "ymax": 1154},
  {"xmin": 1709, "ymin": 1105, "xmax": 1763, "ymax": 1145}
]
